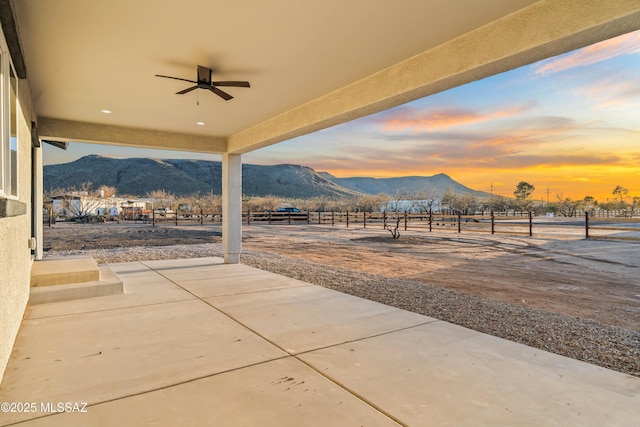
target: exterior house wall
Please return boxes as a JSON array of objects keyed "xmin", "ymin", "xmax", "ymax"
[{"xmin": 0, "ymin": 74, "xmax": 35, "ymax": 384}]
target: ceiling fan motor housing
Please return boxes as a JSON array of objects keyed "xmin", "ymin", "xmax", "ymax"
[{"xmin": 197, "ymin": 65, "xmax": 213, "ymax": 88}]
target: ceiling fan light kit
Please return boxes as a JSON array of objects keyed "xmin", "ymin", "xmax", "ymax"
[{"xmin": 156, "ymin": 65, "xmax": 250, "ymax": 101}]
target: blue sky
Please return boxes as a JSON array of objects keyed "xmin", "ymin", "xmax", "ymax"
[{"xmin": 44, "ymin": 30, "xmax": 640, "ymax": 201}]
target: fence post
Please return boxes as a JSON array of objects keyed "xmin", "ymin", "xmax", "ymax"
[
  {"xmin": 288, "ymin": 210, "xmax": 291, "ymax": 225},
  {"xmin": 457, "ymin": 213, "xmax": 461, "ymax": 233},
  {"xmin": 429, "ymin": 210, "xmax": 432, "ymax": 232},
  {"xmin": 346, "ymin": 210, "xmax": 349, "ymax": 228},
  {"xmin": 404, "ymin": 211, "xmax": 408, "ymax": 231},
  {"xmin": 331, "ymin": 210, "xmax": 335, "ymax": 226},
  {"xmin": 528, "ymin": 211, "xmax": 533, "ymax": 237},
  {"xmin": 491, "ymin": 210, "xmax": 495, "ymax": 234},
  {"xmin": 318, "ymin": 211, "xmax": 321, "ymax": 225},
  {"xmin": 363, "ymin": 211, "xmax": 367, "ymax": 228},
  {"xmin": 585, "ymin": 211, "xmax": 589, "ymax": 239},
  {"xmin": 175, "ymin": 211, "xmax": 178, "ymax": 226},
  {"xmin": 200, "ymin": 208, "xmax": 204, "ymax": 225},
  {"xmin": 152, "ymin": 209, "xmax": 155, "ymax": 227},
  {"xmin": 383, "ymin": 211, "xmax": 387, "ymax": 229},
  {"xmin": 248, "ymin": 209, "xmax": 251, "ymax": 226}
]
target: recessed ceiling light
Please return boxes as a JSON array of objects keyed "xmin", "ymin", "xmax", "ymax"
[
  {"xmin": 196, "ymin": 121, "xmax": 205, "ymax": 126},
  {"xmin": 101, "ymin": 109, "xmax": 112, "ymax": 114}
]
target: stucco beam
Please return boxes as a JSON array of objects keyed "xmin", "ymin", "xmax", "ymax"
[
  {"xmin": 37, "ymin": 117, "xmax": 228, "ymax": 154},
  {"xmin": 228, "ymin": 0, "xmax": 640, "ymax": 154}
]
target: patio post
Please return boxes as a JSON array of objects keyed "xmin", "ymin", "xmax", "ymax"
[
  {"xmin": 32, "ymin": 144, "xmax": 44, "ymax": 260},
  {"xmin": 222, "ymin": 153, "xmax": 242, "ymax": 264}
]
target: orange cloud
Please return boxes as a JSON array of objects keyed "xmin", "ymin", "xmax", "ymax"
[
  {"xmin": 382, "ymin": 104, "xmax": 531, "ymax": 132},
  {"xmin": 534, "ymin": 30, "xmax": 640, "ymax": 76}
]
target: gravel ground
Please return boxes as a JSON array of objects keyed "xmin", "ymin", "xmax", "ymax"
[{"xmin": 45, "ymin": 243, "xmax": 640, "ymax": 378}]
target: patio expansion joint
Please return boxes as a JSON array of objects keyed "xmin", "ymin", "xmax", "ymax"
[
  {"xmin": 197, "ymin": 282, "xmax": 314, "ymax": 299},
  {"xmin": 292, "ymin": 319, "xmax": 441, "ymax": 357},
  {"xmin": 25, "ymin": 296, "xmax": 198, "ymax": 321},
  {"xmin": 0, "ymin": 356, "xmax": 294, "ymax": 427},
  {"xmin": 140, "ymin": 261, "xmax": 441, "ymax": 427}
]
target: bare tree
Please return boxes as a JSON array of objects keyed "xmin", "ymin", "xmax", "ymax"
[
  {"xmin": 98, "ymin": 185, "xmax": 117, "ymax": 198},
  {"xmin": 62, "ymin": 182, "xmax": 102, "ymax": 218},
  {"xmin": 488, "ymin": 195, "xmax": 510, "ymax": 213},
  {"xmin": 244, "ymin": 195, "xmax": 282, "ymax": 212},
  {"xmin": 381, "ymin": 193, "xmax": 408, "ymax": 239},
  {"xmin": 631, "ymin": 196, "xmax": 640, "ymax": 216},
  {"xmin": 199, "ymin": 191, "xmax": 222, "ymax": 212},
  {"xmin": 458, "ymin": 193, "xmax": 479, "ymax": 215},
  {"xmin": 554, "ymin": 194, "xmax": 583, "ymax": 217},
  {"xmin": 410, "ymin": 189, "xmax": 440, "ymax": 213},
  {"xmin": 352, "ymin": 194, "xmax": 388, "ymax": 213},
  {"xmin": 147, "ymin": 189, "xmax": 175, "ymax": 210}
]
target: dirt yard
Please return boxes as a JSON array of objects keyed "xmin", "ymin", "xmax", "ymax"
[{"xmin": 43, "ymin": 222, "xmax": 640, "ymax": 332}]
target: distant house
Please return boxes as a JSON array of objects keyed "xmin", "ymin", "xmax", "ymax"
[
  {"xmin": 51, "ymin": 194, "xmax": 131, "ymax": 218},
  {"xmin": 50, "ymin": 195, "xmax": 82, "ymax": 218}
]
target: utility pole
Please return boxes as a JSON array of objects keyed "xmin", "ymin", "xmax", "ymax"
[
  {"xmin": 490, "ymin": 183, "xmax": 494, "ymax": 211},
  {"xmin": 546, "ymin": 186, "xmax": 550, "ymax": 205}
]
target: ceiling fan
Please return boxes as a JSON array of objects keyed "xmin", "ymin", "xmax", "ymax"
[{"xmin": 155, "ymin": 65, "xmax": 250, "ymax": 101}]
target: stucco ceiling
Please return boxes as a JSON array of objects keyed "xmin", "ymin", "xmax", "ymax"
[
  {"xmin": 12, "ymin": 1, "xmax": 640, "ymax": 155},
  {"xmin": 13, "ymin": 1, "xmax": 537, "ymax": 143}
]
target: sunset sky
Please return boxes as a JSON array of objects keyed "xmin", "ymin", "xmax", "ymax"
[{"xmin": 44, "ymin": 30, "xmax": 640, "ymax": 202}]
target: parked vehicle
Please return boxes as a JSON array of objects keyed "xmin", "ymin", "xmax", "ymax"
[
  {"xmin": 252, "ymin": 206, "xmax": 308, "ymax": 222},
  {"xmin": 121, "ymin": 206, "xmax": 151, "ymax": 220},
  {"xmin": 153, "ymin": 208, "xmax": 174, "ymax": 217}
]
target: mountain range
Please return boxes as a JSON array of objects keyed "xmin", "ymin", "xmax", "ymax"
[{"xmin": 44, "ymin": 155, "xmax": 491, "ymax": 199}]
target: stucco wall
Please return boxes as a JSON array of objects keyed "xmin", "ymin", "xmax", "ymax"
[{"xmin": 0, "ymin": 78, "xmax": 35, "ymax": 384}]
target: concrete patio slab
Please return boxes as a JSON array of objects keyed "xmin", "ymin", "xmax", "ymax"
[
  {"xmin": 154, "ymin": 265, "xmax": 314, "ymax": 299},
  {"xmin": 1, "ymin": 298, "xmax": 286, "ymax": 425},
  {"xmin": 2, "ymin": 257, "xmax": 639, "ymax": 426},
  {"xmin": 17, "ymin": 358, "xmax": 400, "ymax": 427},
  {"xmin": 299, "ymin": 321, "xmax": 640, "ymax": 426},
  {"xmin": 206, "ymin": 285, "xmax": 435, "ymax": 354}
]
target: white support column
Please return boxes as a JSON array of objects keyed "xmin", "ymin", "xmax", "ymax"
[
  {"xmin": 222, "ymin": 153, "xmax": 242, "ymax": 264},
  {"xmin": 33, "ymin": 145, "xmax": 43, "ymax": 260}
]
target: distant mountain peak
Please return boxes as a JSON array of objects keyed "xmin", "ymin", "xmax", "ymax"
[{"xmin": 44, "ymin": 155, "xmax": 489, "ymax": 199}]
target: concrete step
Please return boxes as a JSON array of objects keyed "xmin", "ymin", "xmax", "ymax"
[
  {"xmin": 31, "ymin": 257, "xmax": 100, "ymax": 287},
  {"xmin": 29, "ymin": 264, "xmax": 124, "ymax": 305}
]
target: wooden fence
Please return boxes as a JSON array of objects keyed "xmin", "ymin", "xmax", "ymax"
[{"xmin": 45, "ymin": 208, "xmax": 640, "ymax": 241}]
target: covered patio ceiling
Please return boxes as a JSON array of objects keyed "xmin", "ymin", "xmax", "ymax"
[{"xmin": 13, "ymin": 0, "xmax": 640, "ymax": 156}]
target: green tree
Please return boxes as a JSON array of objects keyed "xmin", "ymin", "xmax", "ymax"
[
  {"xmin": 582, "ymin": 196, "xmax": 597, "ymax": 211},
  {"xmin": 513, "ymin": 181, "xmax": 535, "ymax": 211},
  {"xmin": 612, "ymin": 185, "xmax": 629, "ymax": 203}
]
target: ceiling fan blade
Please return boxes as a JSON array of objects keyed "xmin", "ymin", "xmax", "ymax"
[
  {"xmin": 176, "ymin": 86, "xmax": 198, "ymax": 95},
  {"xmin": 210, "ymin": 86, "xmax": 233, "ymax": 100},
  {"xmin": 156, "ymin": 74, "xmax": 197, "ymax": 84},
  {"xmin": 212, "ymin": 81, "xmax": 251, "ymax": 88}
]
